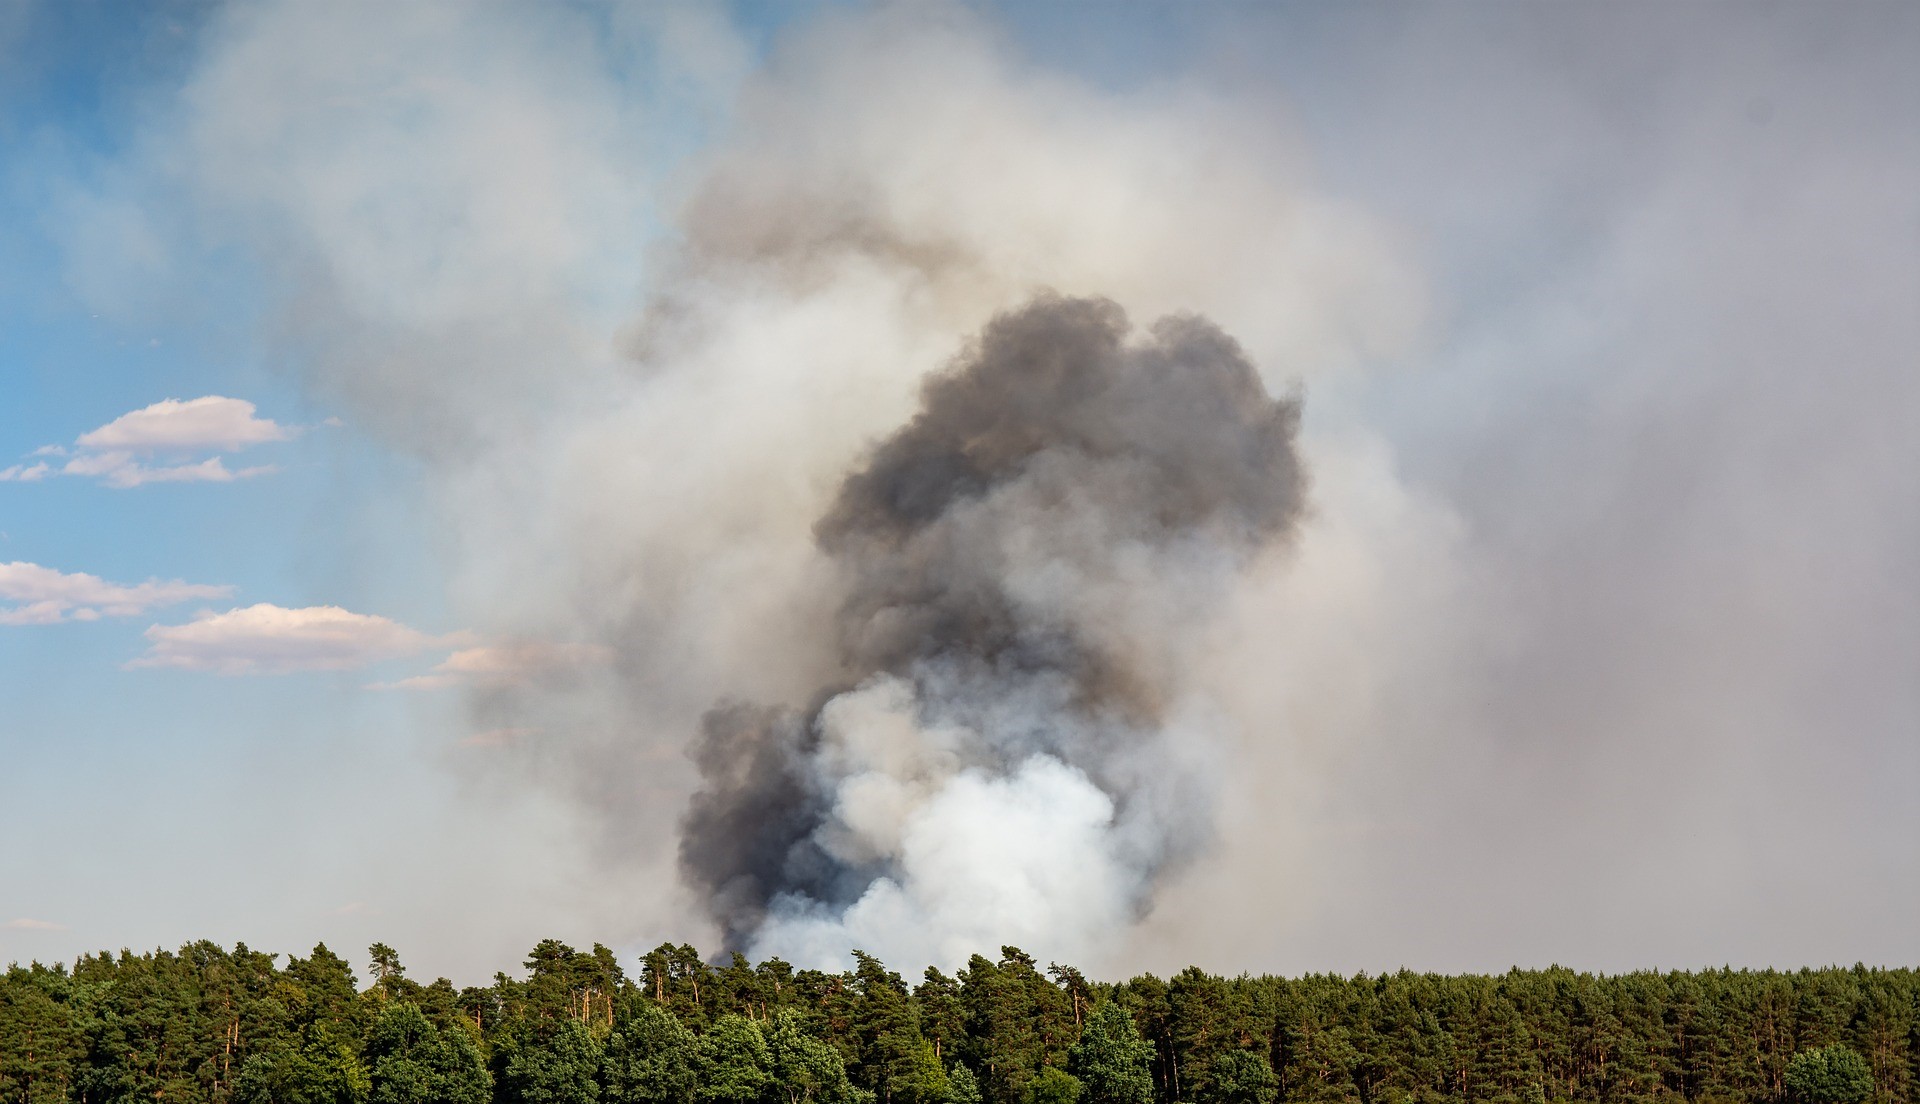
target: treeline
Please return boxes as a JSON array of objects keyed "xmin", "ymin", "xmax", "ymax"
[{"xmin": 2, "ymin": 941, "xmax": 1916, "ymax": 1104}]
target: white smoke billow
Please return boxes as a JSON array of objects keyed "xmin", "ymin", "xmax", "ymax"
[
  {"xmin": 758, "ymin": 740, "xmax": 1132, "ymax": 972},
  {"xmin": 676, "ymin": 295, "xmax": 1309, "ymax": 966}
]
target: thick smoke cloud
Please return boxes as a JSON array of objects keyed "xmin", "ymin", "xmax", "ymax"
[
  {"xmin": 680, "ymin": 296, "xmax": 1304, "ymax": 962},
  {"xmin": 35, "ymin": 0, "xmax": 1917, "ymax": 980}
]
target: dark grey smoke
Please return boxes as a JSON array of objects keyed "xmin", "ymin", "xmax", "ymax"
[{"xmin": 679, "ymin": 294, "xmax": 1307, "ymax": 950}]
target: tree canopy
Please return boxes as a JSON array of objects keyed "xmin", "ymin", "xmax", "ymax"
[
  {"xmin": 1, "ymin": 941, "xmax": 1916, "ymax": 1104},
  {"xmin": 1786, "ymin": 1046, "xmax": 1876, "ymax": 1104}
]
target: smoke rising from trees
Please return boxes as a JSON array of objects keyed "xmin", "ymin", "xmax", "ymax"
[
  {"xmin": 680, "ymin": 296, "xmax": 1307, "ymax": 963},
  {"xmin": 31, "ymin": 1, "xmax": 1918, "ymax": 978}
]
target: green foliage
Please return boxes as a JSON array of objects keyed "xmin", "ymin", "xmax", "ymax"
[
  {"xmin": 604, "ymin": 999, "xmax": 697, "ymax": 1104},
  {"xmin": 917, "ymin": 973, "xmax": 966, "ymax": 1067},
  {"xmin": 497, "ymin": 1018, "xmax": 603, "ymax": 1104},
  {"xmin": 1067, "ymin": 1004, "xmax": 1152, "ymax": 1104},
  {"xmin": 766, "ymin": 1010, "xmax": 862, "ymax": 1104},
  {"xmin": 1785, "ymin": 1045, "xmax": 1875, "ymax": 1104},
  {"xmin": 1198, "ymin": 1051, "xmax": 1274, "ymax": 1104},
  {"xmin": 5, "ymin": 938, "xmax": 1918, "ymax": 1104},
  {"xmin": 0, "ymin": 965, "xmax": 82, "ymax": 1104},
  {"xmin": 235, "ymin": 1036, "xmax": 371, "ymax": 1104},
  {"xmin": 364, "ymin": 1002, "xmax": 492, "ymax": 1104},
  {"xmin": 960, "ymin": 950, "xmax": 1077, "ymax": 1104},
  {"xmin": 847, "ymin": 953, "xmax": 942, "ymax": 1104},
  {"xmin": 1023, "ymin": 1067, "xmax": 1081, "ymax": 1104},
  {"xmin": 944, "ymin": 1065, "xmax": 983, "ymax": 1104},
  {"xmin": 695, "ymin": 1015, "xmax": 771, "ymax": 1104}
]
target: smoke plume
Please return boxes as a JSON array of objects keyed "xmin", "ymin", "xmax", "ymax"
[
  {"xmin": 40, "ymin": 0, "xmax": 1918, "ymax": 980},
  {"xmin": 680, "ymin": 295, "xmax": 1304, "ymax": 964}
]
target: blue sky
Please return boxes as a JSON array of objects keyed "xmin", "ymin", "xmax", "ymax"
[
  {"xmin": 1, "ymin": 0, "xmax": 588, "ymax": 972},
  {"xmin": 3, "ymin": 1, "xmax": 1916, "ymax": 982}
]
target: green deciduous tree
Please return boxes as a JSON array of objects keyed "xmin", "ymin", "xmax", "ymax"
[
  {"xmin": 1199, "ymin": 1051, "xmax": 1276, "ymax": 1104},
  {"xmin": 605, "ymin": 998, "xmax": 697, "ymax": 1104},
  {"xmin": 497, "ymin": 1017, "xmax": 604, "ymax": 1104},
  {"xmin": 363, "ymin": 1003, "xmax": 491, "ymax": 1104},
  {"xmin": 1023, "ymin": 1067, "xmax": 1081, "ymax": 1104},
  {"xmin": 696, "ymin": 1014, "xmax": 772, "ymax": 1104},
  {"xmin": 1785, "ymin": 1046, "xmax": 1874, "ymax": 1104},
  {"xmin": 236, "ymin": 1037, "xmax": 371, "ymax": 1104},
  {"xmin": 767, "ymin": 1010, "xmax": 863, "ymax": 1104},
  {"xmin": 1068, "ymin": 1004, "xmax": 1153, "ymax": 1104},
  {"xmin": 945, "ymin": 1065, "xmax": 984, "ymax": 1104}
]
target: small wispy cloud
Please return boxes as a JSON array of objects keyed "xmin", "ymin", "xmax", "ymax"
[
  {"xmin": 61, "ymin": 451, "xmax": 276, "ymax": 489},
  {"xmin": 330, "ymin": 901, "xmax": 381, "ymax": 917},
  {"xmin": 457, "ymin": 726, "xmax": 537, "ymax": 749},
  {"xmin": 4, "ymin": 918, "xmax": 69, "ymax": 932},
  {"xmin": 128, "ymin": 602, "xmax": 565, "ymax": 685},
  {"xmin": 368, "ymin": 641, "xmax": 611, "ymax": 691},
  {"xmin": 0, "ymin": 561, "xmax": 231, "ymax": 626},
  {"xmin": 6, "ymin": 396, "xmax": 299, "ymax": 489},
  {"xmin": 131, "ymin": 603, "xmax": 452, "ymax": 675}
]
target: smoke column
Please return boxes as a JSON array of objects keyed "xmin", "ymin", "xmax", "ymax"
[
  {"xmin": 64, "ymin": 1, "xmax": 1920, "ymax": 979},
  {"xmin": 680, "ymin": 295, "xmax": 1306, "ymax": 965},
  {"xmin": 51, "ymin": 1, "xmax": 1430, "ymax": 974}
]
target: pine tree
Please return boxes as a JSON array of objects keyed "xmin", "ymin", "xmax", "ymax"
[
  {"xmin": 849, "ymin": 951, "xmax": 941, "ymax": 1104},
  {"xmin": 917, "ymin": 971, "xmax": 966, "ymax": 1066},
  {"xmin": 0, "ymin": 965, "xmax": 83, "ymax": 1104}
]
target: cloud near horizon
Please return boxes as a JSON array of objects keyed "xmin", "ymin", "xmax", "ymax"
[
  {"xmin": 0, "ymin": 561, "xmax": 231, "ymax": 625},
  {"xmin": 3, "ymin": 918, "xmax": 69, "ymax": 932}
]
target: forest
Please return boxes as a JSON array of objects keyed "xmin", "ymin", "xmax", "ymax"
[{"xmin": 1, "ymin": 941, "xmax": 1912, "ymax": 1104}]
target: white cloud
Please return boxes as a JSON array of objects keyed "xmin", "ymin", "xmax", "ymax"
[
  {"xmin": 0, "ymin": 561, "xmax": 231, "ymax": 625},
  {"xmin": 77, "ymin": 396, "xmax": 292, "ymax": 452},
  {"xmin": 60, "ymin": 452, "xmax": 277, "ymax": 488},
  {"xmin": 132, "ymin": 603, "xmax": 446, "ymax": 674},
  {"xmin": 15, "ymin": 396, "xmax": 294, "ymax": 489},
  {"xmin": 3, "ymin": 918, "xmax": 69, "ymax": 932}
]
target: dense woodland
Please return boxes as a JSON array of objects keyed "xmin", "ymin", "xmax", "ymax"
[{"xmin": 1, "ymin": 941, "xmax": 1914, "ymax": 1104}]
